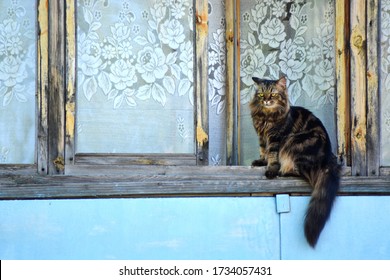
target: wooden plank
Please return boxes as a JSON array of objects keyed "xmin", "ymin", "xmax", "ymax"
[
  {"xmin": 236, "ymin": 0, "xmax": 241, "ymax": 165},
  {"xmin": 366, "ymin": 0, "xmax": 380, "ymax": 176},
  {"xmin": 48, "ymin": 0, "xmax": 66, "ymax": 174},
  {"xmin": 65, "ymin": 0, "xmax": 76, "ymax": 170},
  {"xmin": 195, "ymin": 0, "xmax": 209, "ymax": 165},
  {"xmin": 335, "ymin": 0, "xmax": 351, "ymax": 167},
  {"xmin": 0, "ymin": 167, "xmax": 389, "ymax": 200},
  {"xmin": 37, "ymin": 0, "xmax": 49, "ymax": 175},
  {"xmin": 380, "ymin": 167, "xmax": 390, "ymax": 176},
  {"xmin": 73, "ymin": 154, "xmax": 196, "ymax": 166},
  {"xmin": 350, "ymin": 0, "xmax": 367, "ymax": 176},
  {"xmin": 62, "ymin": 164, "xmax": 351, "ymax": 177},
  {"xmin": 225, "ymin": 0, "xmax": 235, "ymax": 165},
  {"xmin": 0, "ymin": 165, "xmax": 38, "ymax": 176}
]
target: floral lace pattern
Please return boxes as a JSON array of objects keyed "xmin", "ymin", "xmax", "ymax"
[
  {"xmin": 76, "ymin": 0, "xmax": 194, "ymax": 154},
  {"xmin": 381, "ymin": 0, "xmax": 390, "ymax": 165},
  {"xmin": 239, "ymin": 0, "xmax": 336, "ymax": 165},
  {"xmin": 77, "ymin": 0, "xmax": 193, "ymax": 108},
  {"xmin": 240, "ymin": 0, "xmax": 335, "ymax": 106},
  {"xmin": 208, "ymin": 23, "xmax": 226, "ymax": 115},
  {"xmin": 207, "ymin": 0, "xmax": 227, "ymax": 165},
  {"xmin": 0, "ymin": 0, "xmax": 35, "ymax": 164}
]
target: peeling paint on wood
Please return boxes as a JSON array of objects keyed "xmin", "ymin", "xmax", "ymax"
[
  {"xmin": 37, "ymin": 0, "xmax": 49, "ymax": 175},
  {"xmin": 195, "ymin": 0, "xmax": 209, "ymax": 165},
  {"xmin": 335, "ymin": 0, "xmax": 350, "ymax": 166},
  {"xmin": 65, "ymin": 0, "xmax": 76, "ymax": 169},
  {"xmin": 53, "ymin": 156, "xmax": 65, "ymax": 172},
  {"xmin": 65, "ymin": 103, "xmax": 75, "ymax": 139},
  {"xmin": 196, "ymin": 126, "xmax": 208, "ymax": 146}
]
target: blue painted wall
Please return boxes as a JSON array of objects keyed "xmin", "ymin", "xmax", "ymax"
[{"xmin": 0, "ymin": 196, "xmax": 389, "ymax": 259}]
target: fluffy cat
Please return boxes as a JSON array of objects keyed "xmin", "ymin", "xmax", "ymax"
[{"xmin": 250, "ymin": 76, "xmax": 340, "ymax": 247}]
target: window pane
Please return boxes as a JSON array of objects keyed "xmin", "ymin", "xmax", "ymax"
[
  {"xmin": 0, "ymin": 1, "xmax": 36, "ymax": 164},
  {"xmin": 76, "ymin": 0, "xmax": 194, "ymax": 154},
  {"xmin": 208, "ymin": 0, "xmax": 227, "ymax": 166},
  {"xmin": 380, "ymin": 1, "xmax": 390, "ymax": 166},
  {"xmin": 239, "ymin": 0, "xmax": 337, "ymax": 165}
]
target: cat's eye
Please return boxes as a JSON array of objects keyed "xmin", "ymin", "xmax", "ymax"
[
  {"xmin": 270, "ymin": 93, "xmax": 277, "ymax": 97},
  {"xmin": 258, "ymin": 93, "xmax": 264, "ymax": 98}
]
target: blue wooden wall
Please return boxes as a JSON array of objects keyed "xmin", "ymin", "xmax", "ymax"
[{"xmin": 0, "ymin": 196, "xmax": 389, "ymax": 259}]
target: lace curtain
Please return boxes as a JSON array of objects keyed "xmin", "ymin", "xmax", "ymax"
[
  {"xmin": 0, "ymin": 1, "xmax": 36, "ymax": 164},
  {"xmin": 381, "ymin": 0, "xmax": 390, "ymax": 166},
  {"xmin": 0, "ymin": 0, "xmax": 338, "ymax": 165},
  {"xmin": 76, "ymin": 0, "xmax": 337, "ymax": 163},
  {"xmin": 239, "ymin": 0, "xmax": 337, "ymax": 165},
  {"xmin": 208, "ymin": 0, "xmax": 227, "ymax": 165},
  {"xmin": 76, "ymin": 0, "xmax": 194, "ymax": 154}
]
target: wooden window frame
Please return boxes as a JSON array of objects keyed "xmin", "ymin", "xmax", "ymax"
[
  {"xmin": 0, "ymin": 0, "xmax": 389, "ymax": 200},
  {"xmin": 65, "ymin": 0, "xmax": 209, "ymax": 173}
]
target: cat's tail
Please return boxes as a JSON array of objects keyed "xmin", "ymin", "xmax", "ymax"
[{"xmin": 302, "ymin": 157, "xmax": 340, "ymax": 247}]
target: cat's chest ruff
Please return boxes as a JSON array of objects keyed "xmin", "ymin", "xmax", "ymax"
[{"xmin": 255, "ymin": 119, "xmax": 275, "ymax": 136}]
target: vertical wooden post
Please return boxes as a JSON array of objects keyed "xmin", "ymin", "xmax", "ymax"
[
  {"xmin": 37, "ymin": 0, "xmax": 49, "ymax": 175},
  {"xmin": 195, "ymin": 0, "xmax": 209, "ymax": 165},
  {"xmin": 350, "ymin": 0, "xmax": 367, "ymax": 176},
  {"xmin": 335, "ymin": 0, "xmax": 350, "ymax": 167},
  {"xmin": 236, "ymin": 0, "xmax": 241, "ymax": 165},
  {"xmin": 65, "ymin": 0, "xmax": 76, "ymax": 174},
  {"xmin": 48, "ymin": 0, "xmax": 66, "ymax": 174},
  {"xmin": 366, "ymin": 0, "xmax": 380, "ymax": 176},
  {"xmin": 225, "ymin": 0, "xmax": 235, "ymax": 165}
]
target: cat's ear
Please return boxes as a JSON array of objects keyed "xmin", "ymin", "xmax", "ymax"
[
  {"xmin": 252, "ymin": 77, "xmax": 262, "ymax": 85},
  {"xmin": 277, "ymin": 76, "xmax": 287, "ymax": 89}
]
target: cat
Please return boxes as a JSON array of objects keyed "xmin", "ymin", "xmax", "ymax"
[{"xmin": 250, "ymin": 76, "xmax": 340, "ymax": 248}]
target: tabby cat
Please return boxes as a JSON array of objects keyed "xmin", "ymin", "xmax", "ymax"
[{"xmin": 250, "ymin": 76, "xmax": 340, "ymax": 248}]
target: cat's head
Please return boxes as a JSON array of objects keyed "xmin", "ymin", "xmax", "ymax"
[{"xmin": 250, "ymin": 76, "xmax": 289, "ymax": 115}]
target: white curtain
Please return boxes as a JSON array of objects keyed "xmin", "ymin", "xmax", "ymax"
[
  {"xmin": 0, "ymin": 1, "xmax": 36, "ymax": 163},
  {"xmin": 381, "ymin": 0, "xmax": 390, "ymax": 166},
  {"xmin": 76, "ymin": 0, "xmax": 194, "ymax": 154},
  {"xmin": 239, "ymin": 0, "xmax": 336, "ymax": 165}
]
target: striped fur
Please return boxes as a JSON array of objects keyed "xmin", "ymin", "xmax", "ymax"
[{"xmin": 250, "ymin": 76, "xmax": 340, "ymax": 247}]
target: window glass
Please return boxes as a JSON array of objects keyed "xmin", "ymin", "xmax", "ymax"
[
  {"xmin": 239, "ymin": 0, "xmax": 336, "ymax": 165},
  {"xmin": 380, "ymin": 0, "xmax": 390, "ymax": 166},
  {"xmin": 76, "ymin": 0, "xmax": 194, "ymax": 154},
  {"xmin": 0, "ymin": 1, "xmax": 36, "ymax": 164},
  {"xmin": 208, "ymin": 0, "xmax": 227, "ymax": 165}
]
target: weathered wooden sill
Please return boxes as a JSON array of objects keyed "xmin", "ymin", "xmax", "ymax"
[{"xmin": 1, "ymin": 166, "xmax": 389, "ymax": 199}]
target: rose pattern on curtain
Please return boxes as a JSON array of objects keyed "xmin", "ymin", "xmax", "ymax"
[{"xmin": 0, "ymin": 0, "xmax": 36, "ymax": 163}]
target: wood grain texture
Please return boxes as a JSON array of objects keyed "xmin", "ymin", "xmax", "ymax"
[
  {"xmin": 366, "ymin": 0, "xmax": 380, "ymax": 176},
  {"xmin": 48, "ymin": 0, "xmax": 65, "ymax": 175},
  {"xmin": 37, "ymin": 0, "xmax": 49, "ymax": 175},
  {"xmin": 195, "ymin": 0, "xmax": 209, "ymax": 165},
  {"xmin": 236, "ymin": 0, "xmax": 241, "ymax": 165},
  {"xmin": 73, "ymin": 154, "xmax": 196, "ymax": 167},
  {"xmin": 225, "ymin": 0, "xmax": 235, "ymax": 165},
  {"xmin": 350, "ymin": 0, "xmax": 367, "ymax": 176},
  {"xmin": 65, "ymin": 0, "xmax": 76, "ymax": 170},
  {"xmin": 335, "ymin": 0, "xmax": 351, "ymax": 167},
  {"xmin": 2, "ymin": 166, "xmax": 388, "ymax": 200}
]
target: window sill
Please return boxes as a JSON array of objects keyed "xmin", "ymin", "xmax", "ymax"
[{"xmin": 1, "ymin": 166, "xmax": 390, "ymax": 199}]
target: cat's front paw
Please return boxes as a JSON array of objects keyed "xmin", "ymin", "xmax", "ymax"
[
  {"xmin": 265, "ymin": 163, "xmax": 280, "ymax": 179},
  {"xmin": 251, "ymin": 158, "xmax": 267, "ymax": 167}
]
